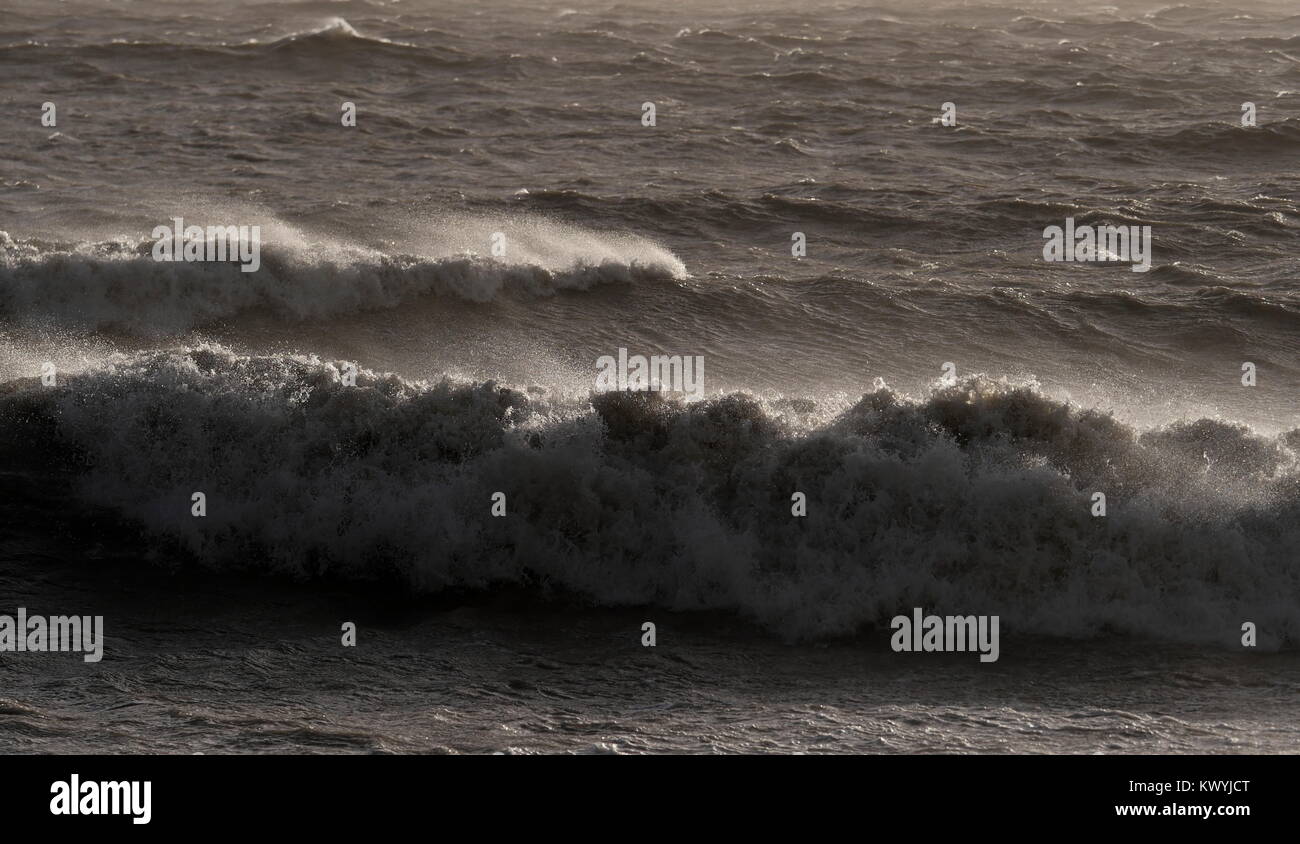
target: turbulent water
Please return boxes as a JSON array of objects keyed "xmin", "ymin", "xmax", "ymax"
[{"xmin": 2, "ymin": 0, "xmax": 1299, "ymax": 753}]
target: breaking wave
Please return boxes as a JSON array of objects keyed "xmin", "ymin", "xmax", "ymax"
[
  {"xmin": 0, "ymin": 227, "xmax": 686, "ymax": 333},
  {"xmin": 3, "ymin": 345, "xmax": 1297, "ymax": 646}
]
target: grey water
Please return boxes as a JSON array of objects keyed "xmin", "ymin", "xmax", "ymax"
[{"xmin": 1, "ymin": 0, "xmax": 1298, "ymax": 753}]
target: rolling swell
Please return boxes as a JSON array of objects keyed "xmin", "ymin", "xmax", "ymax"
[{"xmin": 3, "ymin": 345, "xmax": 1297, "ymax": 646}]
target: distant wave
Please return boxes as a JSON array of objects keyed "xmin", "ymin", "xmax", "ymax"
[
  {"xmin": 0, "ymin": 17, "xmax": 464, "ymax": 67},
  {"xmin": 0, "ymin": 16, "xmax": 411, "ymax": 52},
  {"xmin": 1077, "ymin": 119, "xmax": 1300, "ymax": 158},
  {"xmin": 3, "ymin": 345, "xmax": 1297, "ymax": 646},
  {"xmin": 262, "ymin": 16, "xmax": 419, "ymax": 51},
  {"xmin": 514, "ymin": 188, "xmax": 926, "ymax": 233}
]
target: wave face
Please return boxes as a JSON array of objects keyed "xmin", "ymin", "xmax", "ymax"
[{"xmin": 4, "ymin": 345, "xmax": 1297, "ymax": 645}]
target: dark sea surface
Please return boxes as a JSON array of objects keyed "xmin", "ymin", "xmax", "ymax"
[{"xmin": 1, "ymin": 0, "xmax": 1298, "ymax": 753}]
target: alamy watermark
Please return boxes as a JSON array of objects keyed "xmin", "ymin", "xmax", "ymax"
[
  {"xmin": 0, "ymin": 608, "xmax": 104, "ymax": 662},
  {"xmin": 595, "ymin": 348, "xmax": 704, "ymax": 400},
  {"xmin": 1042, "ymin": 217, "xmax": 1151, "ymax": 273},
  {"xmin": 152, "ymin": 216, "xmax": 261, "ymax": 272},
  {"xmin": 891, "ymin": 607, "xmax": 999, "ymax": 662},
  {"xmin": 50, "ymin": 775, "xmax": 150, "ymax": 824}
]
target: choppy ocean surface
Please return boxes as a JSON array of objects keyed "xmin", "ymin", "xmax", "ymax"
[{"xmin": 1, "ymin": 0, "xmax": 1299, "ymax": 753}]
